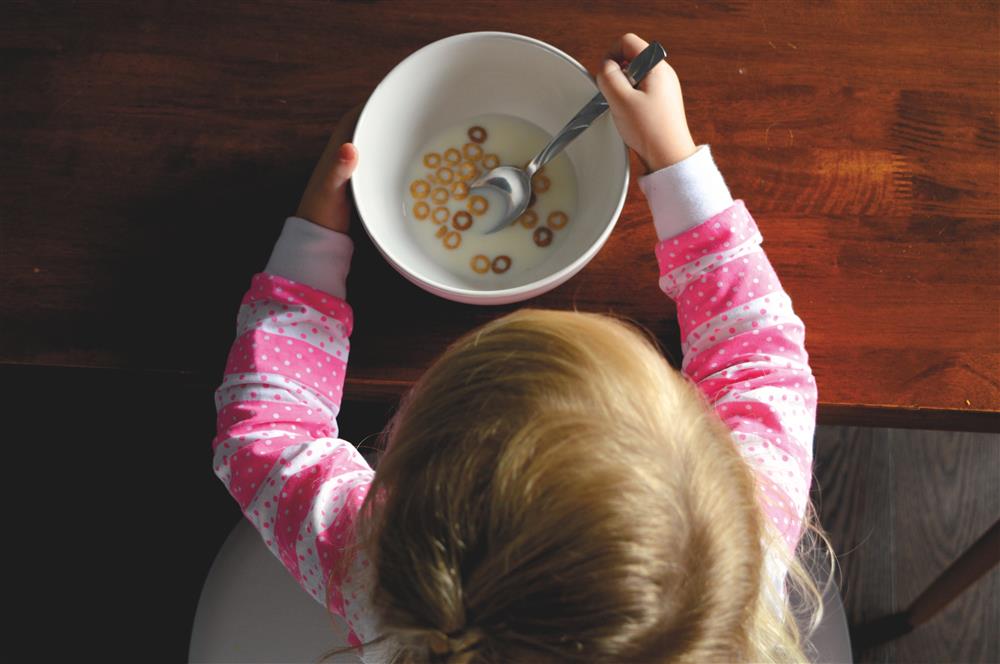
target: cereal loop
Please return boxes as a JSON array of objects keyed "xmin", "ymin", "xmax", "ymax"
[
  {"xmin": 482, "ymin": 154, "xmax": 499, "ymax": 169},
  {"xmin": 517, "ymin": 209, "xmax": 539, "ymax": 228},
  {"xmin": 491, "ymin": 255, "xmax": 512, "ymax": 274},
  {"xmin": 463, "ymin": 143, "xmax": 484, "ymax": 161},
  {"xmin": 431, "ymin": 187, "xmax": 449, "ymax": 204},
  {"xmin": 443, "ymin": 231, "xmax": 462, "ymax": 250},
  {"xmin": 467, "ymin": 195, "xmax": 489, "ymax": 215},
  {"xmin": 533, "ymin": 227, "xmax": 553, "ymax": 247},
  {"xmin": 435, "ymin": 225, "xmax": 448, "ymax": 238},
  {"xmin": 422, "ymin": 152, "xmax": 441, "ymax": 168},
  {"xmin": 410, "ymin": 179, "xmax": 430, "ymax": 199},
  {"xmin": 468, "ymin": 126, "xmax": 487, "ymax": 143},
  {"xmin": 452, "ymin": 211, "xmax": 473, "ymax": 231},
  {"xmin": 432, "ymin": 206, "xmax": 450, "ymax": 224},
  {"xmin": 444, "ymin": 148, "xmax": 462, "ymax": 164},
  {"xmin": 533, "ymin": 174, "xmax": 551, "ymax": 193},
  {"xmin": 450, "ymin": 181, "xmax": 469, "ymax": 200},
  {"xmin": 412, "ymin": 201, "xmax": 430, "ymax": 220},
  {"xmin": 436, "ymin": 166, "xmax": 454, "ymax": 184},
  {"xmin": 547, "ymin": 211, "xmax": 569, "ymax": 229},
  {"xmin": 458, "ymin": 161, "xmax": 478, "ymax": 181},
  {"xmin": 470, "ymin": 254, "xmax": 490, "ymax": 274}
]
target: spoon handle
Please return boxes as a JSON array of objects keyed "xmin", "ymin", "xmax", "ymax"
[{"xmin": 525, "ymin": 41, "xmax": 668, "ymax": 176}]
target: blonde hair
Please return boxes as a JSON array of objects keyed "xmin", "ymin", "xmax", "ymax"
[{"xmin": 320, "ymin": 309, "xmax": 833, "ymax": 663}]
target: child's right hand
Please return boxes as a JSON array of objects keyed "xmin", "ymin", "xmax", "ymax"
[{"xmin": 595, "ymin": 33, "xmax": 698, "ymax": 174}]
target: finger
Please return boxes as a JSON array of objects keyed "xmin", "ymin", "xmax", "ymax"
[
  {"xmin": 329, "ymin": 142, "xmax": 359, "ymax": 189},
  {"xmin": 296, "ymin": 142, "xmax": 358, "ymax": 231},
  {"xmin": 595, "ymin": 58, "xmax": 635, "ymax": 105},
  {"xmin": 608, "ymin": 32, "xmax": 668, "ymax": 92},
  {"xmin": 607, "ymin": 32, "xmax": 650, "ymax": 63},
  {"xmin": 314, "ymin": 104, "xmax": 363, "ymax": 175},
  {"xmin": 620, "ymin": 33, "xmax": 649, "ymax": 60},
  {"xmin": 311, "ymin": 102, "xmax": 363, "ymax": 184},
  {"xmin": 312, "ymin": 141, "xmax": 358, "ymax": 198}
]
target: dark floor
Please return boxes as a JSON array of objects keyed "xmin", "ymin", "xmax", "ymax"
[
  {"xmin": 7, "ymin": 365, "xmax": 998, "ymax": 662},
  {"xmin": 813, "ymin": 425, "xmax": 1000, "ymax": 663}
]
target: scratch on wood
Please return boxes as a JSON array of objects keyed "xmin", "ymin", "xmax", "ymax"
[
  {"xmin": 768, "ymin": 40, "xmax": 777, "ymax": 50},
  {"xmin": 787, "ymin": 42, "xmax": 798, "ymax": 49},
  {"xmin": 764, "ymin": 123, "xmax": 795, "ymax": 147}
]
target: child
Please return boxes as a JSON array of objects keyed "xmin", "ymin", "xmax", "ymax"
[{"xmin": 212, "ymin": 33, "xmax": 830, "ymax": 663}]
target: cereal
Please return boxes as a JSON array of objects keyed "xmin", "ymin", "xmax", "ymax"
[
  {"xmin": 436, "ymin": 166, "xmax": 455, "ymax": 184},
  {"xmin": 533, "ymin": 227, "xmax": 553, "ymax": 247},
  {"xmin": 517, "ymin": 210, "xmax": 539, "ymax": 228},
  {"xmin": 410, "ymin": 179, "xmax": 430, "ymax": 199},
  {"xmin": 547, "ymin": 211, "xmax": 568, "ymax": 229},
  {"xmin": 467, "ymin": 195, "xmax": 489, "ymax": 215},
  {"xmin": 407, "ymin": 115, "xmax": 578, "ymax": 281},
  {"xmin": 431, "ymin": 206, "xmax": 450, "ymax": 224},
  {"xmin": 470, "ymin": 254, "xmax": 490, "ymax": 274},
  {"xmin": 468, "ymin": 126, "xmax": 487, "ymax": 143},
  {"xmin": 463, "ymin": 143, "xmax": 484, "ymax": 161},
  {"xmin": 458, "ymin": 161, "xmax": 478, "ymax": 181},
  {"xmin": 431, "ymin": 187, "xmax": 450, "ymax": 204},
  {"xmin": 491, "ymin": 255, "xmax": 512, "ymax": 273}
]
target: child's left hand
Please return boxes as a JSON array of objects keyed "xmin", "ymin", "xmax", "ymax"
[{"xmin": 295, "ymin": 104, "xmax": 362, "ymax": 234}]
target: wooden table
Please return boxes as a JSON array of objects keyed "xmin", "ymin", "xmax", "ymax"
[{"xmin": 2, "ymin": 0, "xmax": 997, "ymax": 432}]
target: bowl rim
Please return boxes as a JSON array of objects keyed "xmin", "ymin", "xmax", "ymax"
[{"xmin": 351, "ymin": 30, "xmax": 630, "ymax": 304}]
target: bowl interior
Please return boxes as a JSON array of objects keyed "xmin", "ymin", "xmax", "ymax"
[{"xmin": 352, "ymin": 32, "xmax": 628, "ymax": 297}]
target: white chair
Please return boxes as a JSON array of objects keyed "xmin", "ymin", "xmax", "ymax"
[{"xmin": 189, "ymin": 518, "xmax": 360, "ymax": 663}]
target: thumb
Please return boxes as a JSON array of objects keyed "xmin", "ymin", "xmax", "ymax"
[
  {"xmin": 296, "ymin": 142, "xmax": 360, "ymax": 232},
  {"xmin": 596, "ymin": 58, "xmax": 634, "ymax": 106},
  {"xmin": 329, "ymin": 142, "xmax": 359, "ymax": 189}
]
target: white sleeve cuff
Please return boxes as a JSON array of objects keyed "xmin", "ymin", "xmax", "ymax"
[
  {"xmin": 264, "ymin": 216, "xmax": 354, "ymax": 300},
  {"xmin": 637, "ymin": 144, "xmax": 735, "ymax": 240}
]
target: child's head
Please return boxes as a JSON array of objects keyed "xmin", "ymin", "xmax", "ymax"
[{"xmin": 341, "ymin": 309, "xmax": 823, "ymax": 662}]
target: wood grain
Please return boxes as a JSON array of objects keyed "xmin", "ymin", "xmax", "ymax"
[
  {"xmin": 813, "ymin": 425, "xmax": 1000, "ymax": 662},
  {"xmin": 1, "ymin": 1, "xmax": 998, "ymax": 430}
]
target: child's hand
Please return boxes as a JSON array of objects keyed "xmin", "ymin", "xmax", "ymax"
[
  {"xmin": 595, "ymin": 33, "xmax": 698, "ymax": 174},
  {"xmin": 296, "ymin": 104, "xmax": 362, "ymax": 234}
]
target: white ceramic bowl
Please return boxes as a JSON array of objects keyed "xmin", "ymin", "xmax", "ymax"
[{"xmin": 352, "ymin": 32, "xmax": 629, "ymax": 305}]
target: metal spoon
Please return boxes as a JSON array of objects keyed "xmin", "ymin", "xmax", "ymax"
[{"xmin": 470, "ymin": 41, "xmax": 668, "ymax": 235}]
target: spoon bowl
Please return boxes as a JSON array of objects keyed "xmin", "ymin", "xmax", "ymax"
[{"xmin": 469, "ymin": 165, "xmax": 531, "ymax": 229}]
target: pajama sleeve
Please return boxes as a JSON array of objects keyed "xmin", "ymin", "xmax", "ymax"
[
  {"xmin": 638, "ymin": 146, "xmax": 818, "ymax": 555},
  {"xmin": 211, "ymin": 216, "xmax": 381, "ymax": 651}
]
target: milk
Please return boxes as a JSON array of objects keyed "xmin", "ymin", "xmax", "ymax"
[{"xmin": 403, "ymin": 113, "xmax": 579, "ymax": 287}]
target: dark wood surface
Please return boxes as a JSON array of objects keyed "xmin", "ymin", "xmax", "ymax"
[
  {"xmin": 2, "ymin": 1, "xmax": 998, "ymax": 431},
  {"xmin": 813, "ymin": 425, "xmax": 1000, "ymax": 663}
]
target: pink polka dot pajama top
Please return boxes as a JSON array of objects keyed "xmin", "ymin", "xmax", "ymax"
[{"xmin": 211, "ymin": 144, "xmax": 818, "ymax": 658}]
